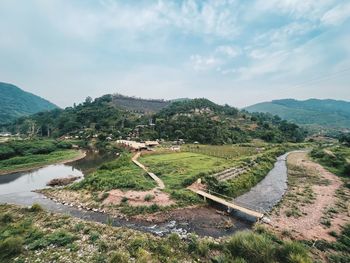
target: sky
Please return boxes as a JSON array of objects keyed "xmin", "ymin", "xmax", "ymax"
[{"xmin": 0, "ymin": 0, "xmax": 349, "ymax": 108}]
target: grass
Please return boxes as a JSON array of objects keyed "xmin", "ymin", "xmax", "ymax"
[
  {"xmin": 139, "ymin": 152, "xmax": 231, "ymax": 189},
  {"xmin": 0, "ymin": 149, "xmax": 82, "ymax": 174},
  {"xmin": 182, "ymin": 144, "xmax": 263, "ymax": 159},
  {"xmin": 71, "ymin": 154, "xmax": 156, "ymax": 191},
  {"xmin": 0, "ymin": 204, "xmax": 314, "ymax": 263},
  {"xmin": 205, "ymin": 145, "xmax": 295, "ymax": 198},
  {"xmin": 139, "ymin": 152, "xmax": 231, "ymax": 204},
  {"xmin": 310, "ymin": 146, "xmax": 350, "ymax": 177}
]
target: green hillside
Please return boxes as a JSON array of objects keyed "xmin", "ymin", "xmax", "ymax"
[
  {"xmin": 0, "ymin": 82, "xmax": 58, "ymax": 124},
  {"xmin": 244, "ymin": 99, "xmax": 350, "ymax": 129},
  {"xmin": 4, "ymin": 95, "xmax": 306, "ymax": 144}
]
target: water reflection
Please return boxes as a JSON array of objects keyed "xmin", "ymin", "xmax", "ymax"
[{"xmin": 0, "ymin": 151, "xmax": 115, "ymax": 196}]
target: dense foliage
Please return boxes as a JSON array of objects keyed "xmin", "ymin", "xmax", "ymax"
[
  {"xmin": 154, "ymin": 99, "xmax": 306, "ymax": 144},
  {"xmin": 245, "ymin": 98, "xmax": 350, "ymax": 129},
  {"xmin": 3, "ymin": 96, "xmax": 306, "ymax": 144},
  {"xmin": 0, "ymin": 82, "xmax": 57, "ymax": 124}
]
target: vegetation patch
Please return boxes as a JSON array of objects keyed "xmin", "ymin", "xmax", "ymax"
[
  {"xmin": 0, "ymin": 148, "xmax": 82, "ymax": 175},
  {"xmin": 206, "ymin": 145, "xmax": 294, "ymax": 198},
  {"xmin": 0, "ymin": 204, "xmax": 315, "ymax": 263},
  {"xmin": 71, "ymin": 154, "xmax": 156, "ymax": 191}
]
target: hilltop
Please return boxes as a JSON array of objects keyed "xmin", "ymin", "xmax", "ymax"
[
  {"xmin": 244, "ymin": 99, "xmax": 350, "ymax": 129},
  {"xmin": 0, "ymin": 82, "xmax": 58, "ymax": 124},
  {"xmin": 111, "ymin": 94, "xmax": 171, "ymax": 113}
]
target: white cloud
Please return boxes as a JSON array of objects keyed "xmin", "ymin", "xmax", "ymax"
[
  {"xmin": 215, "ymin": 45, "xmax": 241, "ymax": 58},
  {"xmin": 254, "ymin": 0, "xmax": 335, "ymax": 21},
  {"xmin": 321, "ymin": 2, "xmax": 350, "ymax": 25},
  {"xmin": 190, "ymin": 54, "xmax": 222, "ymax": 71}
]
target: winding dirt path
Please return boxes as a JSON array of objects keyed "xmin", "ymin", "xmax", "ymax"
[{"xmin": 269, "ymin": 152, "xmax": 350, "ymax": 241}]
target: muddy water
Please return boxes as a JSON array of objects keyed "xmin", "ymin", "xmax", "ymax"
[{"xmin": 0, "ymin": 151, "xmax": 292, "ymax": 237}]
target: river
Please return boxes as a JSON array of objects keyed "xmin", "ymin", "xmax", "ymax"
[{"xmin": 0, "ymin": 151, "xmax": 293, "ymax": 237}]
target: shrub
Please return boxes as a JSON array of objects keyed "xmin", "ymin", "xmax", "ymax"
[
  {"xmin": 30, "ymin": 230, "xmax": 77, "ymax": 249},
  {"xmin": 144, "ymin": 194, "xmax": 155, "ymax": 202},
  {"xmin": 28, "ymin": 203, "xmax": 43, "ymax": 212},
  {"xmin": 0, "ymin": 213, "xmax": 13, "ymax": 224},
  {"xmin": 89, "ymin": 231, "xmax": 100, "ymax": 242},
  {"xmin": 277, "ymin": 241, "xmax": 312, "ymax": 263},
  {"xmin": 109, "ymin": 251, "xmax": 130, "ymax": 263},
  {"xmin": 47, "ymin": 230, "xmax": 76, "ymax": 247},
  {"xmin": 0, "ymin": 237, "xmax": 23, "ymax": 260},
  {"xmin": 225, "ymin": 231, "xmax": 276, "ymax": 263}
]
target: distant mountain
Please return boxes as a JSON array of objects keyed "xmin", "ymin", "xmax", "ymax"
[
  {"xmin": 244, "ymin": 99, "xmax": 350, "ymax": 129},
  {"xmin": 0, "ymin": 82, "xmax": 58, "ymax": 124},
  {"xmin": 111, "ymin": 94, "xmax": 171, "ymax": 113}
]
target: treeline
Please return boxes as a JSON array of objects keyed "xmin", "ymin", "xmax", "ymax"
[
  {"xmin": 4, "ymin": 95, "xmax": 146, "ymax": 138},
  {"xmin": 2, "ymin": 96, "xmax": 306, "ymax": 144}
]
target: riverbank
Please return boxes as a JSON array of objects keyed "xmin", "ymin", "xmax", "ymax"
[
  {"xmin": 0, "ymin": 203, "xmax": 313, "ymax": 263},
  {"xmin": 0, "ymin": 150, "xmax": 86, "ymax": 176},
  {"xmin": 268, "ymin": 151, "xmax": 350, "ymax": 242}
]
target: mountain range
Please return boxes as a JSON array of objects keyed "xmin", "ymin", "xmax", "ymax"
[
  {"xmin": 244, "ymin": 99, "xmax": 350, "ymax": 129},
  {"xmin": 0, "ymin": 82, "xmax": 58, "ymax": 124}
]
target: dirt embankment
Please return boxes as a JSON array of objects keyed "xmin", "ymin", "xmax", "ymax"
[{"xmin": 268, "ymin": 152, "xmax": 350, "ymax": 241}]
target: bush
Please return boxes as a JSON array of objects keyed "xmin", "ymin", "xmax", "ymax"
[
  {"xmin": 144, "ymin": 194, "xmax": 155, "ymax": 202},
  {"xmin": 277, "ymin": 241, "xmax": 312, "ymax": 263},
  {"xmin": 0, "ymin": 237, "xmax": 23, "ymax": 260},
  {"xmin": 0, "ymin": 145, "xmax": 16, "ymax": 160},
  {"xmin": 109, "ymin": 251, "xmax": 130, "ymax": 263},
  {"xmin": 28, "ymin": 203, "xmax": 43, "ymax": 212},
  {"xmin": 30, "ymin": 230, "xmax": 76, "ymax": 249},
  {"xmin": 0, "ymin": 213, "xmax": 13, "ymax": 224},
  {"xmin": 89, "ymin": 231, "xmax": 100, "ymax": 242},
  {"xmin": 225, "ymin": 231, "xmax": 276, "ymax": 263}
]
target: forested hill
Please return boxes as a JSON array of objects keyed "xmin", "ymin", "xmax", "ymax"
[
  {"xmin": 4, "ymin": 95, "xmax": 306, "ymax": 144},
  {"xmin": 154, "ymin": 99, "xmax": 306, "ymax": 144},
  {"xmin": 111, "ymin": 94, "xmax": 171, "ymax": 113},
  {"xmin": 0, "ymin": 82, "xmax": 58, "ymax": 124},
  {"xmin": 245, "ymin": 99, "xmax": 350, "ymax": 129}
]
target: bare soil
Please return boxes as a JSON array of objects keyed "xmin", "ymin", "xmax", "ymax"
[
  {"xmin": 104, "ymin": 189, "xmax": 174, "ymax": 207},
  {"xmin": 269, "ymin": 152, "xmax": 350, "ymax": 241}
]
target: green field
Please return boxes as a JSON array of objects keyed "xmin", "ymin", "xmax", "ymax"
[
  {"xmin": 71, "ymin": 154, "xmax": 156, "ymax": 191},
  {"xmin": 0, "ymin": 150, "xmax": 82, "ymax": 175},
  {"xmin": 140, "ymin": 152, "xmax": 231, "ymax": 189},
  {"xmin": 182, "ymin": 144, "xmax": 263, "ymax": 159}
]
